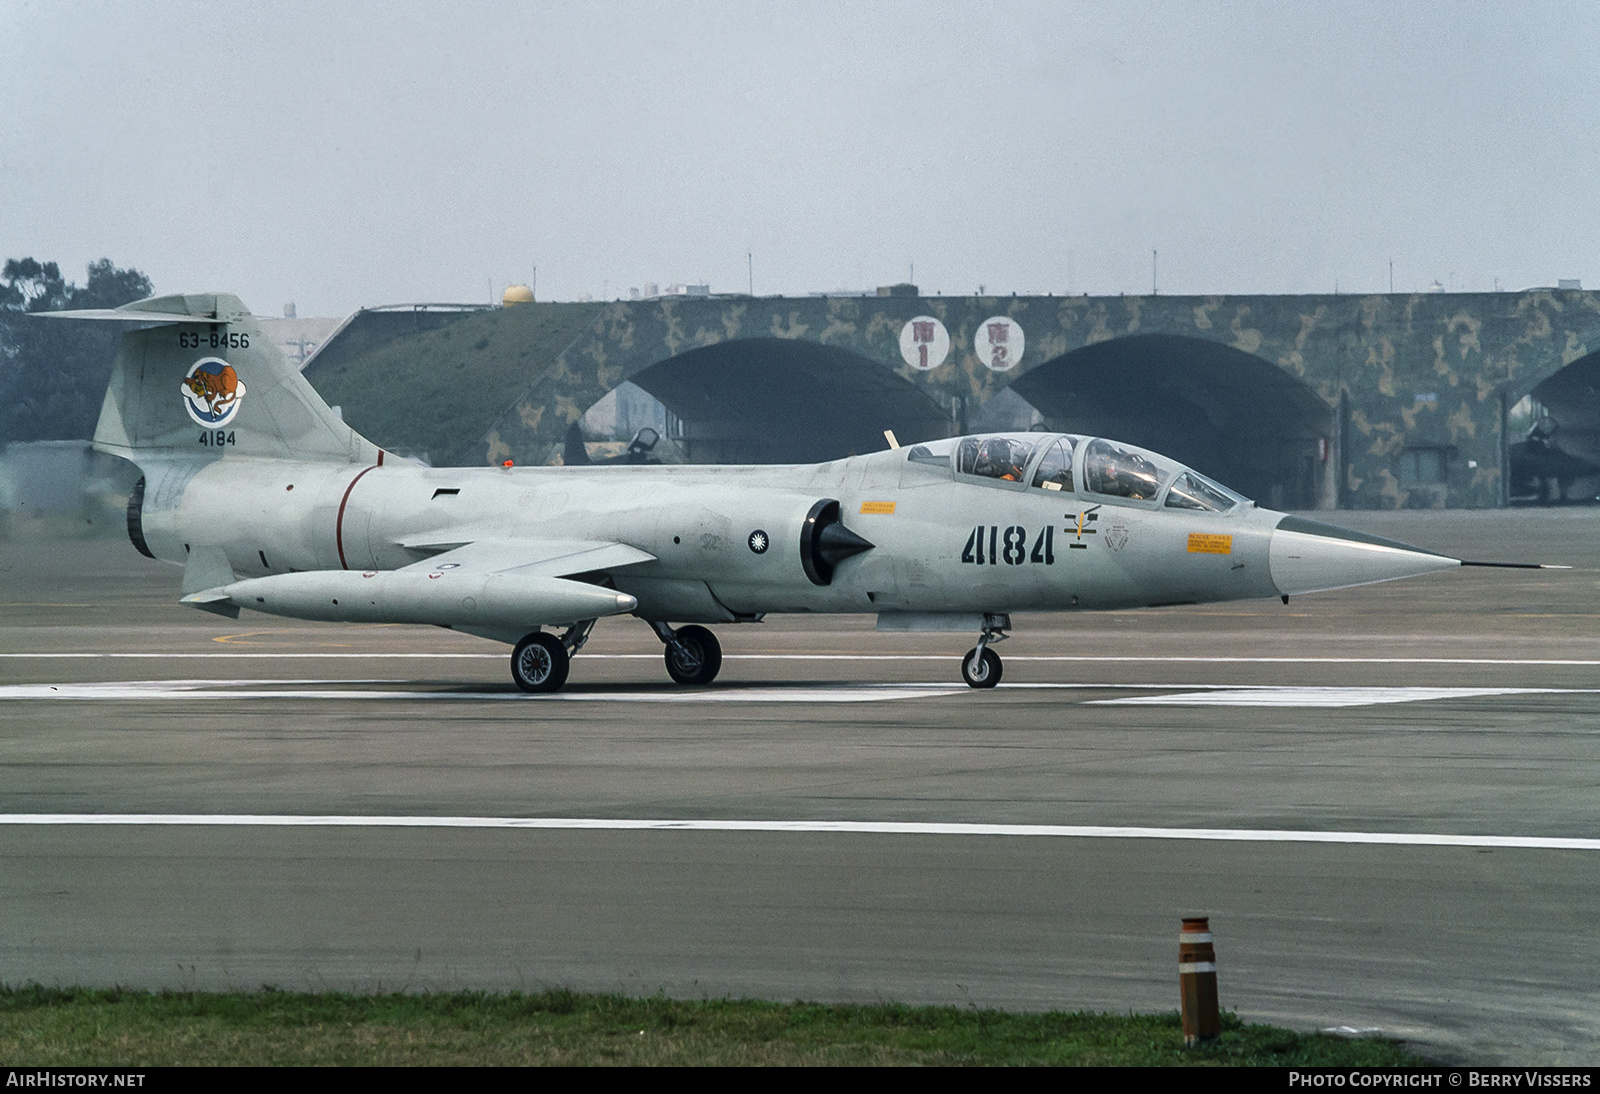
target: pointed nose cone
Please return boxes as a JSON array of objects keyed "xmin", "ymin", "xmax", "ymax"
[{"xmin": 1270, "ymin": 515, "xmax": 1460, "ymax": 596}]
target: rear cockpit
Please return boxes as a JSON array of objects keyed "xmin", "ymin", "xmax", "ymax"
[{"xmin": 902, "ymin": 433, "xmax": 1249, "ymax": 512}]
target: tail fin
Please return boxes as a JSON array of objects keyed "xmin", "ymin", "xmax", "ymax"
[{"xmin": 45, "ymin": 292, "xmax": 382, "ymax": 468}]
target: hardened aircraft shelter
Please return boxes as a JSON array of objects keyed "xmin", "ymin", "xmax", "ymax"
[{"xmin": 308, "ymin": 288, "xmax": 1600, "ymax": 510}]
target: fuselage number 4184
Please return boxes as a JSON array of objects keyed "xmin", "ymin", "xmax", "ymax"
[{"xmin": 962, "ymin": 524, "xmax": 1056, "ymax": 566}]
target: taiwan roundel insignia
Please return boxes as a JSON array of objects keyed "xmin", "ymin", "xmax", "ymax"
[
  {"xmin": 180, "ymin": 357, "xmax": 246, "ymax": 427},
  {"xmin": 748, "ymin": 529, "xmax": 770, "ymax": 554}
]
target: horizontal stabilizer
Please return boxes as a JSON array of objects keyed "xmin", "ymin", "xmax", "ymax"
[{"xmin": 40, "ymin": 293, "xmax": 252, "ymax": 324}]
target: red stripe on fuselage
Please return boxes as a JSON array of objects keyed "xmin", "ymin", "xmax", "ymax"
[{"xmin": 335, "ymin": 465, "xmax": 378, "ymax": 570}]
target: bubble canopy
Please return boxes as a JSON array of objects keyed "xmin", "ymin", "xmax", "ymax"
[{"xmin": 902, "ymin": 433, "xmax": 1250, "ymax": 512}]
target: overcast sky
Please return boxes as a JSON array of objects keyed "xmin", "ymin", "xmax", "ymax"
[{"xmin": 3, "ymin": 1, "xmax": 1596, "ymax": 316}]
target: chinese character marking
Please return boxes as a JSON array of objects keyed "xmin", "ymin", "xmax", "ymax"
[
  {"xmin": 985, "ymin": 321, "xmax": 1012, "ymax": 367},
  {"xmin": 913, "ymin": 320, "xmax": 936, "ymax": 368}
]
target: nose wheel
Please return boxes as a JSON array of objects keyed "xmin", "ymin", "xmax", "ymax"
[
  {"xmin": 960, "ymin": 613, "xmax": 1009, "ymax": 689},
  {"xmin": 653, "ymin": 622, "xmax": 723, "ymax": 685},
  {"xmin": 962, "ymin": 646, "xmax": 1002, "ymax": 688}
]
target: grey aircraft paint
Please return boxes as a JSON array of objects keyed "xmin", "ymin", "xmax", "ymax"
[{"xmin": 50, "ymin": 293, "xmax": 1469, "ymax": 691}]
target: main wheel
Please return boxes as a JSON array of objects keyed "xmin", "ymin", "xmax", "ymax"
[
  {"xmin": 511, "ymin": 632, "xmax": 570, "ymax": 693},
  {"xmin": 664, "ymin": 624, "xmax": 722, "ymax": 685},
  {"xmin": 961, "ymin": 647, "xmax": 1002, "ymax": 689}
]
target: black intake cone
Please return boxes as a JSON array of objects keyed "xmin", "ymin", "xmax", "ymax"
[
  {"xmin": 801, "ymin": 499, "xmax": 876, "ymax": 585},
  {"xmin": 818, "ymin": 520, "xmax": 874, "ymax": 568}
]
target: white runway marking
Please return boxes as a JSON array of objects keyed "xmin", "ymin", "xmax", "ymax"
[
  {"xmin": 0, "ymin": 680, "xmax": 1591, "ymax": 707},
  {"xmin": 0, "ymin": 680, "xmax": 966, "ymax": 703},
  {"xmin": 0, "ymin": 813, "xmax": 1596, "ymax": 851},
  {"xmin": 4, "ymin": 653, "xmax": 1600, "ymax": 667},
  {"xmin": 0, "ymin": 652, "xmax": 511, "ymax": 659},
  {"xmin": 1090, "ymin": 686, "xmax": 1568, "ymax": 708}
]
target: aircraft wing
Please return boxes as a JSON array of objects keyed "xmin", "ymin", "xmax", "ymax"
[{"xmin": 394, "ymin": 536, "xmax": 656, "ymax": 578}]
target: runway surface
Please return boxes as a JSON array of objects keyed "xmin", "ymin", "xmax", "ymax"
[{"xmin": 1, "ymin": 508, "xmax": 1598, "ymax": 1064}]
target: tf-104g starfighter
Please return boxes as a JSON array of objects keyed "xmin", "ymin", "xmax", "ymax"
[{"xmin": 50, "ymin": 292, "xmax": 1525, "ymax": 692}]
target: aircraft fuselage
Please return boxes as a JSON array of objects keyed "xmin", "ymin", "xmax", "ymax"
[{"xmin": 134, "ymin": 446, "xmax": 1290, "ymax": 625}]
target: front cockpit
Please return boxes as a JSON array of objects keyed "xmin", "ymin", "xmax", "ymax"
[{"xmin": 903, "ymin": 433, "xmax": 1250, "ymax": 513}]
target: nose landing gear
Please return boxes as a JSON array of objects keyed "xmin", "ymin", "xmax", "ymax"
[
  {"xmin": 653, "ymin": 622, "xmax": 723, "ymax": 685},
  {"xmin": 961, "ymin": 613, "xmax": 1010, "ymax": 689}
]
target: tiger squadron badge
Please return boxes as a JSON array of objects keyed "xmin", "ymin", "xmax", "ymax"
[{"xmin": 180, "ymin": 357, "xmax": 246, "ymax": 427}]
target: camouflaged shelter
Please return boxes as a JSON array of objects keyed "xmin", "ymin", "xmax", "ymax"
[{"xmin": 309, "ymin": 289, "xmax": 1600, "ymax": 510}]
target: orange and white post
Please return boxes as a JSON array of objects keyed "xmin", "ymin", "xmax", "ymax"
[{"xmin": 1179, "ymin": 916, "xmax": 1221, "ymax": 1046}]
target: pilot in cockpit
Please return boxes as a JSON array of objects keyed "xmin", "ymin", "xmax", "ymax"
[
  {"xmin": 974, "ymin": 438, "xmax": 1025, "ymax": 482},
  {"xmin": 1104, "ymin": 454, "xmax": 1159, "ymax": 500}
]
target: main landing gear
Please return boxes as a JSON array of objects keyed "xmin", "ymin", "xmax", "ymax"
[
  {"xmin": 961, "ymin": 613, "xmax": 1010, "ymax": 689},
  {"xmin": 653, "ymin": 621, "xmax": 723, "ymax": 685},
  {"xmin": 510, "ymin": 619, "xmax": 596, "ymax": 693}
]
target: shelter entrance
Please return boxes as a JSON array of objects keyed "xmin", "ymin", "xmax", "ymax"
[
  {"xmin": 615, "ymin": 339, "xmax": 951, "ymax": 464},
  {"xmin": 1507, "ymin": 350, "xmax": 1600, "ymax": 504},
  {"xmin": 1007, "ymin": 334, "xmax": 1337, "ymax": 509}
]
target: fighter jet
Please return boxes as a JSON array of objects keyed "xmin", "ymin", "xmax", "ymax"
[
  {"xmin": 1507, "ymin": 411, "xmax": 1600, "ymax": 503},
  {"xmin": 48, "ymin": 293, "xmax": 1535, "ymax": 692}
]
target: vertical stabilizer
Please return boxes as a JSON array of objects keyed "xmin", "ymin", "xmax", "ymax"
[{"xmin": 45, "ymin": 293, "xmax": 381, "ymax": 468}]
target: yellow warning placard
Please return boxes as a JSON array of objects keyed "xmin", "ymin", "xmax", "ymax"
[
  {"xmin": 860, "ymin": 501, "xmax": 896, "ymax": 515},
  {"xmin": 1187, "ymin": 533, "xmax": 1233, "ymax": 554}
]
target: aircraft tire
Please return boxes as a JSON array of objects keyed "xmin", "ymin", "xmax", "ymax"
[
  {"xmin": 665, "ymin": 625, "xmax": 722, "ymax": 685},
  {"xmin": 511, "ymin": 632, "xmax": 570, "ymax": 693},
  {"xmin": 961, "ymin": 647, "xmax": 1002, "ymax": 689}
]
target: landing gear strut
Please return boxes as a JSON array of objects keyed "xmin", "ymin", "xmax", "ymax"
[
  {"xmin": 509, "ymin": 619, "xmax": 596, "ymax": 694},
  {"xmin": 961, "ymin": 613, "xmax": 1010, "ymax": 689},
  {"xmin": 652, "ymin": 622, "xmax": 722, "ymax": 685}
]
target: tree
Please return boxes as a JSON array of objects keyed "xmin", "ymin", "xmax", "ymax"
[{"xmin": 0, "ymin": 258, "xmax": 153, "ymax": 443}]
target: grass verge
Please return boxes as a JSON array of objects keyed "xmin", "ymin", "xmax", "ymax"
[{"xmin": 0, "ymin": 986, "xmax": 1426, "ymax": 1066}]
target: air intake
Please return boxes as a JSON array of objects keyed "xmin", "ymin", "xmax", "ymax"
[{"xmin": 800, "ymin": 499, "xmax": 874, "ymax": 585}]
